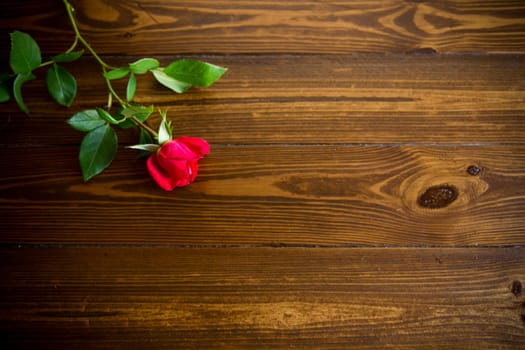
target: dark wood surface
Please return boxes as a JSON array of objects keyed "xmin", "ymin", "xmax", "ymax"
[
  {"xmin": 1, "ymin": 247, "xmax": 524, "ymax": 349},
  {"xmin": 2, "ymin": 55, "xmax": 524, "ymax": 145},
  {"xmin": 2, "ymin": 0, "xmax": 525, "ymax": 54},
  {"xmin": 1, "ymin": 1, "xmax": 524, "ymax": 348}
]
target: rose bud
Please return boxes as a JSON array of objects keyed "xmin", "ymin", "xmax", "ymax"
[{"xmin": 147, "ymin": 136, "xmax": 210, "ymax": 190}]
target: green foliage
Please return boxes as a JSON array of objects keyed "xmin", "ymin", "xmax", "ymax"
[
  {"xmin": 157, "ymin": 110, "xmax": 172, "ymax": 144},
  {"xmin": 8, "ymin": 31, "xmax": 41, "ymax": 113},
  {"xmin": 117, "ymin": 104, "xmax": 154, "ymax": 129},
  {"xmin": 150, "ymin": 59, "xmax": 226, "ymax": 94},
  {"xmin": 9, "ymin": 31, "xmax": 41, "ymax": 74},
  {"xmin": 3, "ymin": 7, "xmax": 228, "ymax": 184},
  {"xmin": 127, "ymin": 143, "xmax": 159, "ymax": 153},
  {"xmin": 128, "ymin": 127, "xmax": 158, "ymax": 158},
  {"xmin": 139, "ymin": 126, "xmax": 154, "ymax": 144},
  {"xmin": 52, "ymin": 50, "xmax": 84, "ymax": 63},
  {"xmin": 13, "ymin": 72, "xmax": 35, "ymax": 114},
  {"xmin": 126, "ymin": 73, "xmax": 136, "ymax": 101},
  {"xmin": 164, "ymin": 59, "xmax": 227, "ymax": 88},
  {"xmin": 67, "ymin": 109, "xmax": 105, "ymax": 132},
  {"xmin": 104, "ymin": 67, "xmax": 130, "ymax": 80},
  {"xmin": 151, "ymin": 68, "xmax": 191, "ymax": 93},
  {"xmin": 46, "ymin": 64, "xmax": 77, "ymax": 107},
  {"xmin": 79, "ymin": 124, "xmax": 118, "ymax": 182},
  {"xmin": 96, "ymin": 108, "xmax": 125, "ymax": 125},
  {"xmin": 129, "ymin": 58, "xmax": 159, "ymax": 74},
  {"xmin": 5, "ymin": 32, "xmax": 82, "ymax": 113}
]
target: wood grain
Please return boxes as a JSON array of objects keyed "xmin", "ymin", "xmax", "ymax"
[
  {"xmin": 1, "ymin": 0, "xmax": 525, "ymax": 55},
  {"xmin": 1, "ymin": 247, "xmax": 524, "ymax": 349},
  {"xmin": 1, "ymin": 145, "xmax": 523, "ymax": 246},
  {"xmin": 1, "ymin": 55, "xmax": 524, "ymax": 145}
]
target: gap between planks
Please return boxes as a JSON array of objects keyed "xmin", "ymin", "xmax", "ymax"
[{"xmin": 2, "ymin": 244, "xmax": 524, "ymax": 249}]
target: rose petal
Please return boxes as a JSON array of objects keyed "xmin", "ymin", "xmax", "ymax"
[
  {"xmin": 157, "ymin": 140, "xmax": 196, "ymax": 161},
  {"xmin": 157, "ymin": 154, "xmax": 190, "ymax": 177},
  {"xmin": 187, "ymin": 160, "xmax": 199, "ymax": 183},
  {"xmin": 147, "ymin": 136, "xmax": 208, "ymax": 190},
  {"xmin": 175, "ymin": 136, "xmax": 210, "ymax": 158},
  {"xmin": 147, "ymin": 153, "xmax": 177, "ymax": 191}
]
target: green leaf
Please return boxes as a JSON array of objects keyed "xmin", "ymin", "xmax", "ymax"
[
  {"xmin": 120, "ymin": 104, "xmax": 154, "ymax": 119},
  {"xmin": 136, "ymin": 128, "xmax": 156, "ymax": 157},
  {"xmin": 139, "ymin": 126, "xmax": 154, "ymax": 144},
  {"xmin": 127, "ymin": 143, "xmax": 159, "ymax": 153},
  {"xmin": 46, "ymin": 64, "xmax": 77, "ymax": 107},
  {"xmin": 104, "ymin": 67, "xmax": 130, "ymax": 80},
  {"xmin": 129, "ymin": 58, "xmax": 159, "ymax": 74},
  {"xmin": 52, "ymin": 50, "xmax": 84, "ymax": 63},
  {"xmin": 13, "ymin": 72, "xmax": 35, "ymax": 114},
  {"xmin": 79, "ymin": 124, "xmax": 118, "ymax": 182},
  {"xmin": 163, "ymin": 59, "xmax": 227, "ymax": 88},
  {"xmin": 67, "ymin": 109, "xmax": 105, "ymax": 132},
  {"xmin": 96, "ymin": 108, "xmax": 125, "ymax": 125},
  {"xmin": 151, "ymin": 68, "xmax": 191, "ymax": 93},
  {"xmin": 126, "ymin": 73, "xmax": 136, "ymax": 101},
  {"xmin": 117, "ymin": 104, "xmax": 154, "ymax": 129},
  {"xmin": 9, "ymin": 31, "xmax": 42, "ymax": 74}
]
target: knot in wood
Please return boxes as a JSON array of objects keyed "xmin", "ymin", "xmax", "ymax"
[
  {"xmin": 511, "ymin": 280, "xmax": 522, "ymax": 297},
  {"xmin": 467, "ymin": 165, "xmax": 481, "ymax": 176},
  {"xmin": 418, "ymin": 184, "xmax": 458, "ymax": 209}
]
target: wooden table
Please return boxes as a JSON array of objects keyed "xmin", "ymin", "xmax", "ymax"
[{"xmin": 1, "ymin": 1, "xmax": 524, "ymax": 348}]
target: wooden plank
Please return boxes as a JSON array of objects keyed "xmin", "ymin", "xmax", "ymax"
[
  {"xmin": 1, "ymin": 145, "xmax": 523, "ymax": 246},
  {"xmin": 2, "ymin": 0, "xmax": 525, "ymax": 55},
  {"xmin": 0, "ymin": 247, "xmax": 523, "ymax": 349},
  {"xmin": 1, "ymin": 54, "xmax": 524, "ymax": 145}
]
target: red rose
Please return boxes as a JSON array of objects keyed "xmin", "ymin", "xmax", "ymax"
[{"xmin": 147, "ymin": 136, "xmax": 210, "ymax": 190}]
